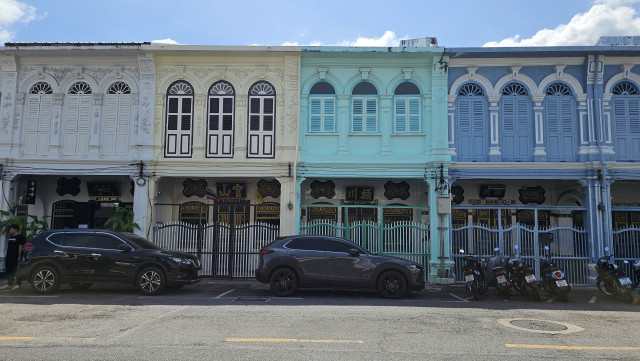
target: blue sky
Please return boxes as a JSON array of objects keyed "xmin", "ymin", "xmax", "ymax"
[{"xmin": 2, "ymin": 0, "xmax": 640, "ymax": 47}]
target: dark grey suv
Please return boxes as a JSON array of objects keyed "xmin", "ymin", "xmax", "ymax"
[
  {"xmin": 256, "ymin": 235, "xmax": 425, "ymax": 298},
  {"xmin": 18, "ymin": 229, "xmax": 201, "ymax": 295}
]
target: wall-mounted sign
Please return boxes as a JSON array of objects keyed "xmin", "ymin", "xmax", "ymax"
[
  {"xmin": 310, "ymin": 180, "xmax": 336, "ymax": 199},
  {"xmin": 182, "ymin": 179, "xmax": 208, "ymax": 198},
  {"xmin": 87, "ymin": 182, "xmax": 120, "ymax": 202},
  {"xmin": 519, "ymin": 186, "xmax": 545, "ymax": 204},
  {"xmin": 307, "ymin": 204, "xmax": 338, "ymax": 222},
  {"xmin": 469, "ymin": 199, "xmax": 515, "ymax": 205},
  {"xmin": 384, "ymin": 181, "xmax": 410, "ymax": 200},
  {"xmin": 344, "ymin": 186, "xmax": 375, "ymax": 204},
  {"xmin": 56, "ymin": 177, "xmax": 81, "ymax": 196},
  {"xmin": 479, "ymin": 184, "xmax": 506, "ymax": 198},
  {"xmin": 217, "ymin": 183, "xmax": 246, "ymax": 202},
  {"xmin": 256, "ymin": 202, "xmax": 280, "ymax": 221},
  {"xmin": 25, "ymin": 180, "xmax": 36, "ymax": 204}
]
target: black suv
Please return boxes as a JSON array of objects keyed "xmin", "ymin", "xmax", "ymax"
[
  {"xmin": 18, "ymin": 229, "xmax": 201, "ymax": 295},
  {"xmin": 256, "ymin": 235, "xmax": 425, "ymax": 298}
]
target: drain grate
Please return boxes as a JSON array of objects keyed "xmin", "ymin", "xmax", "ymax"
[{"xmin": 234, "ymin": 296, "xmax": 270, "ymax": 302}]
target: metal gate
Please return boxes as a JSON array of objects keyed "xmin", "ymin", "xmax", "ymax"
[
  {"xmin": 300, "ymin": 220, "xmax": 430, "ymax": 279},
  {"xmin": 612, "ymin": 226, "xmax": 640, "ymax": 278},
  {"xmin": 154, "ymin": 221, "xmax": 279, "ymax": 277},
  {"xmin": 451, "ymin": 224, "xmax": 591, "ymax": 285}
]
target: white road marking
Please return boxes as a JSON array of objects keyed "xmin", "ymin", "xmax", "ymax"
[
  {"xmin": 215, "ymin": 289, "xmax": 235, "ymax": 299},
  {"xmin": 448, "ymin": 293, "xmax": 470, "ymax": 302},
  {"xmin": 589, "ymin": 296, "xmax": 597, "ymax": 304},
  {"xmin": 546, "ymin": 298, "xmax": 554, "ymax": 303}
]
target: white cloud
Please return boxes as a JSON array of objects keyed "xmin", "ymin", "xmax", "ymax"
[
  {"xmin": 0, "ymin": 0, "xmax": 37, "ymax": 43},
  {"xmin": 151, "ymin": 38, "xmax": 181, "ymax": 45},
  {"xmin": 484, "ymin": 1, "xmax": 640, "ymax": 46},
  {"xmin": 282, "ymin": 30, "xmax": 407, "ymax": 47}
]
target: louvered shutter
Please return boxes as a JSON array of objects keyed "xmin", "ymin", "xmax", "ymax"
[
  {"xmin": 352, "ymin": 98, "xmax": 364, "ymax": 132},
  {"xmin": 365, "ymin": 98, "xmax": 377, "ymax": 132},
  {"xmin": 63, "ymin": 95, "xmax": 92, "ymax": 155},
  {"xmin": 310, "ymin": 98, "xmax": 322, "ymax": 132},
  {"xmin": 116, "ymin": 95, "xmax": 131, "ymax": 156},
  {"xmin": 408, "ymin": 98, "xmax": 420, "ymax": 132},
  {"xmin": 395, "ymin": 98, "xmax": 407, "ymax": 132},
  {"xmin": 323, "ymin": 98, "xmax": 335, "ymax": 132},
  {"xmin": 103, "ymin": 95, "xmax": 119, "ymax": 156}
]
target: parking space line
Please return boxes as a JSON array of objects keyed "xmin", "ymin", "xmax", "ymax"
[
  {"xmin": 448, "ymin": 293, "xmax": 470, "ymax": 302},
  {"xmin": 226, "ymin": 338, "xmax": 364, "ymax": 344},
  {"xmin": 216, "ymin": 290, "xmax": 235, "ymax": 299}
]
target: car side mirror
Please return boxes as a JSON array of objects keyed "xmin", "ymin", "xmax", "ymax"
[
  {"xmin": 119, "ymin": 244, "xmax": 132, "ymax": 252},
  {"xmin": 348, "ymin": 249, "xmax": 360, "ymax": 257}
]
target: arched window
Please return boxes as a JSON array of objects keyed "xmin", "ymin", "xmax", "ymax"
[
  {"xmin": 24, "ymin": 82, "xmax": 54, "ymax": 155},
  {"xmin": 500, "ymin": 82, "xmax": 532, "ymax": 161},
  {"xmin": 165, "ymin": 81, "xmax": 194, "ymax": 158},
  {"xmin": 455, "ymin": 83, "xmax": 488, "ymax": 161},
  {"xmin": 207, "ymin": 81, "xmax": 235, "ymax": 157},
  {"xmin": 544, "ymin": 82, "xmax": 577, "ymax": 161},
  {"xmin": 63, "ymin": 82, "xmax": 93, "ymax": 155},
  {"xmin": 351, "ymin": 82, "xmax": 378, "ymax": 133},
  {"xmin": 612, "ymin": 81, "xmax": 640, "ymax": 161},
  {"xmin": 309, "ymin": 82, "xmax": 336, "ymax": 133},
  {"xmin": 103, "ymin": 81, "xmax": 133, "ymax": 156},
  {"xmin": 248, "ymin": 81, "xmax": 276, "ymax": 158},
  {"xmin": 394, "ymin": 82, "xmax": 421, "ymax": 133}
]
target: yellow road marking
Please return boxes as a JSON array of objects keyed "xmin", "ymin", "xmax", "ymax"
[
  {"xmin": 0, "ymin": 337, "xmax": 33, "ymax": 340},
  {"xmin": 506, "ymin": 344, "xmax": 640, "ymax": 351},
  {"xmin": 226, "ymin": 338, "xmax": 364, "ymax": 344}
]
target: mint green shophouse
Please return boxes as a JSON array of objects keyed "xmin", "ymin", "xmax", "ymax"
[{"xmin": 297, "ymin": 44, "xmax": 453, "ymax": 283}]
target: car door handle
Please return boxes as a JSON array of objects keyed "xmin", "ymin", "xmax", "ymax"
[
  {"xmin": 91, "ymin": 253, "xmax": 101, "ymax": 258},
  {"xmin": 54, "ymin": 250, "xmax": 64, "ymax": 254}
]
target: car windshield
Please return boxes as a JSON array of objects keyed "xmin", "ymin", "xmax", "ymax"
[{"xmin": 120, "ymin": 232, "xmax": 160, "ymax": 250}]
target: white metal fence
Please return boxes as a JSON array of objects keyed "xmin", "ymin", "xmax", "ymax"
[
  {"xmin": 154, "ymin": 221, "xmax": 279, "ymax": 277},
  {"xmin": 612, "ymin": 227, "xmax": 640, "ymax": 278},
  {"xmin": 451, "ymin": 224, "xmax": 591, "ymax": 285}
]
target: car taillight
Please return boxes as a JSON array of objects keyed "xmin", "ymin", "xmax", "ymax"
[
  {"xmin": 260, "ymin": 249, "xmax": 273, "ymax": 255},
  {"xmin": 23, "ymin": 242, "xmax": 34, "ymax": 252}
]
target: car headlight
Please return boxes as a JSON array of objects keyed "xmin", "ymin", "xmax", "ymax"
[
  {"xmin": 171, "ymin": 257, "xmax": 192, "ymax": 265},
  {"xmin": 407, "ymin": 264, "xmax": 422, "ymax": 271}
]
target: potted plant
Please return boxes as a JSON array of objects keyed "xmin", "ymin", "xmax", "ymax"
[
  {"xmin": 0, "ymin": 210, "xmax": 49, "ymax": 241},
  {"xmin": 104, "ymin": 204, "xmax": 140, "ymax": 232}
]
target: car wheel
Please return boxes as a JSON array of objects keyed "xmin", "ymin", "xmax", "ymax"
[
  {"xmin": 137, "ymin": 267, "xmax": 165, "ymax": 296},
  {"xmin": 377, "ymin": 270, "xmax": 407, "ymax": 299},
  {"xmin": 269, "ymin": 268, "xmax": 298, "ymax": 297},
  {"xmin": 69, "ymin": 282, "xmax": 93, "ymax": 290},
  {"xmin": 30, "ymin": 265, "xmax": 61, "ymax": 294}
]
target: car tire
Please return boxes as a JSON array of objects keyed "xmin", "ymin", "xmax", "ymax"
[
  {"xmin": 137, "ymin": 266, "xmax": 165, "ymax": 296},
  {"xmin": 377, "ymin": 270, "xmax": 407, "ymax": 299},
  {"xmin": 69, "ymin": 282, "xmax": 93, "ymax": 290},
  {"xmin": 269, "ymin": 268, "xmax": 298, "ymax": 297},
  {"xmin": 30, "ymin": 265, "xmax": 61, "ymax": 294}
]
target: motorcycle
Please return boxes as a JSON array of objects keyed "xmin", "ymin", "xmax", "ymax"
[
  {"xmin": 484, "ymin": 247, "xmax": 511, "ymax": 299},
  {"xmin": 595, "ymin": 247, "xmax": 634, "ymax": 304},
  {"xmin": 540, "ymin": 245, "xmax": 571, "ymax": 302},
  {"xmin": 506, "ymin": 245, "xmax": 541, "ymax": 301},
  {"xmin": 459, "ymin": 249, "xmax": 488, "ymax": 300}
]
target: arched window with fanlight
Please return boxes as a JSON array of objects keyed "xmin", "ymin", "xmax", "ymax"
[
  {"xmin": 24, "ymin": 81, "xmax": 53, "ymax": 155},
  {"xmin": 308, "ymin": 82, "xmax": 336, "ymax": 133},
  {"xmin": 394, "ymin": 82, "xmax": 421, "ymax": 133},
  {"xmin": 612, "ymin": 81, "xmax": 640, "ymax": 161},
  {"xmin": 165, "ymin": 81, "xmax": 194, "ymax": 158},
  {"xmin": 247, "ymin": 81, "xmax": 276, "ymax": 158},
  {"xmin": 544, "ymin": 82, "xmax": 577, "ymax": 161},
  {"xmin": 103, "ymin": 81, "xmax": 132, "ymax": 156},
  {"xmin": 500, "ymin": 82, "xmax": 532, "ymax": 161},
  {"xmin": 207, "ymin": 81, "xmax": 235, "ymax": 157},
  {"xmin": 455, "ymin": 82, "xmax": 488, "ymax": 161},
  {"xmin": 351, "ymin": 82, "xmax": 378, "ymax": 133},
  {"xmin": 63, "ymin": 82, "xmax": 92, "ymax": 156}
]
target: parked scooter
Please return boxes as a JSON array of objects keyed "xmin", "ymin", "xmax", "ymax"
[
  {"xmin": 459, "ymin": 249, "xmax": 488, "ymax": 300},
  {"xmin": 484, "ymin": 247, "xmax": 511, "ymax": 299},
  {"xmin": 540, "ymin": 245, "xmax": 571, "ymax": 302},
  {"xmin": 506, "ymin": 245, "xmax": 541, "ymax": 301},
  {"xmin": 595, "ymin": 247, "xmax": 634, "ymax": 304}
]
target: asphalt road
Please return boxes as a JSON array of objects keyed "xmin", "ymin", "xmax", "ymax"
[{"xmin": 0, "ymin": 280, "xmax": 639, "ymax": 361}]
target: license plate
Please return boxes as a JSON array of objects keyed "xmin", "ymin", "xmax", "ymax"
[
  {"xmin": 525, "ymin": 274, "xmax": 537, "ymax": 283},
  {"xmin": 619, "ymin": 277, "xmax": 632, "ymax": 286},
  {"xmin": 465, "ymin": 274, "xmax": 475, "ymax": 282},
  {"xmin": 556, "ymin": 280, "xmax": 568, "ymax": 287},
  {"xmin": 497, "ymin": 275, "xmax": 507, "ymax": 284}
]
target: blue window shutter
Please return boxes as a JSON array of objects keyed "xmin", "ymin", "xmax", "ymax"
[
  {"xmin": 310, "ymin": 98, "xmax": 322, "ymax": 132},
  {"xmin": 365, "ymin": 98, "xmax": 377, "ymax": 132},
  {"xmin": 395, "ymin": 98, "xmax": 407, "ymax": 132},
  {"xmin": 408, "ymin": 98, "xmax": 420, "ymax": 132},
  {"xmin": 324, "ymin": 98, "xmax": 335, "ymax": 132},
  {"xmin": 352, "ymin": 98, "xmax": 364, "ymax": 132}
]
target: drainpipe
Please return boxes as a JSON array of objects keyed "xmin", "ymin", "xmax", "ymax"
[{"xmin": 593, "ymin": 55, "xmax": 611, "ymax": 255}]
